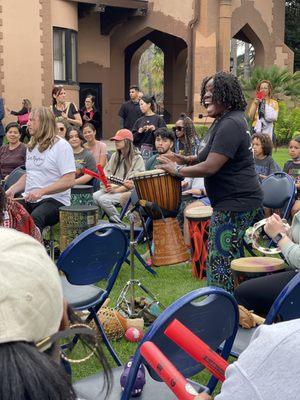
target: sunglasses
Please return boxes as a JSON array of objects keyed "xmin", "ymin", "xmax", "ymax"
[{"xmin": 172, "ymin": 126, "xmax": 183, "ymax": 132}]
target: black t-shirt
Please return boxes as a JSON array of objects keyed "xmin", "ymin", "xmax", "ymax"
[
  {"xmin": 197, "ymin": 110, "xmax": 263, "ymax": 211},
  {"xmin": 118, "ymin": 100, "xmax": 143, "ymax": 130},
  {"xmin": 283, "ymin": 160, "xmax": 300, "ymax": 184}
]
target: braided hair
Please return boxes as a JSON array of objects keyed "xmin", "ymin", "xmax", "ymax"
[
  {"xmin": 200, "ymin": 71, "xmax": 247, "ymax": 112},
  {"xmin": 177, "ymin": 113, "xmax": 198, "ymax": 156}
]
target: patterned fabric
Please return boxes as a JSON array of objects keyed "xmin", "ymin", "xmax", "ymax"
[
  {"xmin": 207, "ymin": 208, "xmax": 260, "ymax": 293},
  {"xmin": 3, "ymin": 198, "xmax": 41, "ymax": 242}
]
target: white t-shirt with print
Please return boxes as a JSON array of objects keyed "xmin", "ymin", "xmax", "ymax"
[{"xmin": 25, "ymin": 138, "xmax": 75, "ymax": 206}]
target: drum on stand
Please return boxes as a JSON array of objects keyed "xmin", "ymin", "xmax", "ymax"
[
  {"xmin": 59, "ymin": 205, "xmax": 98, "ymax": 251},
  {"xmin": 230, "ymin": 256, "xmax": 285, "ymax": 288},
  {"xmin": 185, "ymin": 206, "xmax": 213, "ymax": 279},
  {"xmin": 71, "ymin": 185, "xmax": 93, "ymax": 206},
  {"xmin": 132, "ymin": 169, "xmax": 190, "ymax": 266}
]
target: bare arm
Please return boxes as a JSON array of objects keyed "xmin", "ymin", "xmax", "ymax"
[
  {"xmin": 74, "ymin": 174, "xmax": 93, "ymax": 185},
  {"xmin": 99, "ymin": 153, "xmax": 107, "ymax": 168},
  {"xmin": 5, "ymin": 174, "xmax": 27, "ymax": 198},
  {"xmin": 158, "ymin": 152, "xmax": 229, "ymax": 178},
  {"xmin": 25, "ymin": 172, "xmax": 75, "ymax": 202}
]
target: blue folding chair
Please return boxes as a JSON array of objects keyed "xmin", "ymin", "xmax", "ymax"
[
  {"xmin": 3, "ymin": 165, "xmax": 26, "ymax": 193},
  {"xmin": 231, "ymin": 271, "xmax": 300, "ymax": 357},
  {"xmin": 57, "ymin": 223, "xmax": 128, "ymax": 366},
  {"xmin": 262, "ymin": 172, "xmax": 296, "ymax": 220},
  {"xmin": 74, "ymin": 287, "xmax": 239, "ymax": 399}
]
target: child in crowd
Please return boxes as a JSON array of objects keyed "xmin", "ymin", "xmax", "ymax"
[
  {"xmin": 284, "ymin": 136, "xmax": 300, "ymax": 216},
  {"xmin": 252, "ymin": 133, "xmax": 281, "ymax": 180}
]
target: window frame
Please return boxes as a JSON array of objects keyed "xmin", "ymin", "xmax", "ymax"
[{"xmin": 53, "ymin": 27, "xmax": 78, "ymax": 85}]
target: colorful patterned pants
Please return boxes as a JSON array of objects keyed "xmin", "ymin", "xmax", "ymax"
[{"xmin": 207, "ymin": 208, "xmax": 260, "ymax": 293}]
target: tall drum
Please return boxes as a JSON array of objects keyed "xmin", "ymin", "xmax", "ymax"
[
  {"xmin": 185, "ymin": 206, "xmax": 213, "ymax": 279},
  {"xmin": 59, "ymin": 205, "xmax": 98, "ymax": 251},
  {"xmin": 132, "ymin": 169, "xmax": 190, "ymax": 266},
  {"xmin": 71, "ymin": 185, "xmax": 93, "ymax": 206}
]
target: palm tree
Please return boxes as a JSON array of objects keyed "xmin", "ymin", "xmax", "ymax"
[{"xmin": 241, "ymin": 66, "xmax": 300, "ymax": 101}]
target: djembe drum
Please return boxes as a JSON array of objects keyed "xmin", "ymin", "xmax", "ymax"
[
  {"xmin": 231, "ymin": 257, "xmax": 285, "ymax": 288},
  {"xmin": 185, "ymin": 206, "xmax": 213, "ymax": 279},
  {"xmin": 71, "ymin": 185, "xmax": 93, "ymax": 206},
  {"xmin": 132, "ymin": 169, "xmax": 190, "ymax": 266},
  {"xmin": 59, "ymin": 205, "xmax": 98, "ymax": 251}
]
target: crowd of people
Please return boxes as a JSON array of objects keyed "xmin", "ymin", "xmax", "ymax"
[{"xmin": 0, "ymin": 73, "xmax": 299, "ymax": 399}]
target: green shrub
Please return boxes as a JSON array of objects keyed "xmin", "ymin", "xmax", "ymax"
[{"xmin": 274, "ymin": 102, "xmax": 300, "ymax": 145}]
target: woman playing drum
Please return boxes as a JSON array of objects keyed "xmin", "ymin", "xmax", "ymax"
[{"xmin": 158, "ymin": 72, "xmax": 263, "ymax": 292}]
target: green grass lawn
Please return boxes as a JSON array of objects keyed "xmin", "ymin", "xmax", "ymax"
[{"xmin": 70, "ymin": 146, "xmax": 290, "ymax": 390}]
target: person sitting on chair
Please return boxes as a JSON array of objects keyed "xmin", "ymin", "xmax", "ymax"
[
  {"xmin": 234, "ymin": 211, "xmax": 300, "ymax": 317},
  {"xmin": 5, "ymin": 107, "xmax": 75, "ymax": 234},
  {"xmin": 65, "ymin": 126, "xmax": 98, "ymax": 186},
  {"xmin": 93, "ymin": 129, "xmax": 144, "ymax": 224}
]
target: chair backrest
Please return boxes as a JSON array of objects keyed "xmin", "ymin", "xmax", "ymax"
[
  {"xmin": 265, "ymin": 272, "xmax": 300, "ymax": 324},
  {"xmin": 3, "ymin": 165, "xmax": 26, "ymax": 191},
  {"xmin": 57, "ymin": 224, "xmax": 128, "ymax": 288},
  {"xmin": 123, "ymin": 287, "xmax": 238, "ymax": 397},
  {"xmin": 261, "ymin": 172, "xmax": 296, "ymax": 219}
]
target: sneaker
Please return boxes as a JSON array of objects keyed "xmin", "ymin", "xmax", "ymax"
[
  {"xmin": 120, "ymin": 357, "xmax": 146, "ymax": 397},
  {"xmin": 109, "ymin": 215, "xmax": 126, "ymax": 227}
]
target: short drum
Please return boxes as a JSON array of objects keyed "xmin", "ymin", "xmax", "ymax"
[
  {"xmin": 185, "ymin": 206, "xmax": 213, "ymax": 279},
  {"xmin": 71, "ymin": 185, "xmax": 93, "ymax": 206},
  {"xmin": 59, "ymin": 205, "xmax": 98, "ymax": 251},
  {"xmin": 230, "ymin": 256, "xmax": 285, "ymax": 288}
]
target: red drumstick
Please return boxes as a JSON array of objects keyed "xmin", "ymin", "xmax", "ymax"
[
  {"xmin": 140, "ymin": 341, "xmax": 200, "ymax": 399},
  {"xmin": 96, "ymin": 164, "xmax": 110, "ymax": 189},
  {"xmin": 82, "ymin": 168, "xmax": 100, "ymax": 181},
  {"xmin": 164, "ymin": 319, "xmax": 228, "ymax": 382}
]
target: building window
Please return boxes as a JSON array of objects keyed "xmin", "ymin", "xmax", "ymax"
[{"xmin": 53, "ymin": 28, "xmax": 77, "ymax": 84}]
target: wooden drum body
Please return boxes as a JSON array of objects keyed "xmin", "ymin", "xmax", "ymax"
[
  {"xmin": 59, "ymin": 205, "xmax": 98, "ymax": 251},
  {"xmin": 186, "ymin": 206, "xmax": 213, "ymax": 279},
  {"xmin": 71, "ymin": 185, "xmax": 93, "ymax": 206},
  {"xmin": 132, "ymin": 169, "xmax": 189, "ymax": 266},
  {"xmin": 231, "ymin": 256, "xmax": 285, "ymax": 288},
  {"xmin": 132, "ymin": 169, "xmax": 182, "ymax": 219}
]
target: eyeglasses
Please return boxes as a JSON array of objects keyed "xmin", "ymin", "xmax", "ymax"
[{"xmin": 172, "ymin": 126, "xmax": 183, "ymax": 132}]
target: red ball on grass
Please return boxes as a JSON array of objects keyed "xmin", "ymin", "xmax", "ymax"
[{"xmin": 125, "ymin": 327, "xmax": 144, "ymax": 343}]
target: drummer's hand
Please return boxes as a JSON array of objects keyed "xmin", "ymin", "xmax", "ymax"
[
  {"xmin": 158, "ymin": 152, "xmax": 186, "ymax": 165},
  {"xmin": 123, "ymin": 179, "xmax": 134, "ymax": 190},
  {"xmin": 156, "ymin": 160, "xmax": 177, "ymax": 176},
  {"xmin": 5, "ymin": 187, "xmax": 16, "ymax": 199},
  {"xmin": 25, "ymin": 188, "xmax": 45, "ymax": 202},
  {"xmin": 264, "ymin": 213, "xmax": 285, "ymax": 239}
]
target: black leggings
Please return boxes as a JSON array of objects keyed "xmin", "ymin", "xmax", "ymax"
[
  {"xmin": 24, "ymin": 198, "xmax": 64, "ymax": 233},
  {"xmin": 234, "ymin": 270, "xmax": 298, "ymax": 316}
]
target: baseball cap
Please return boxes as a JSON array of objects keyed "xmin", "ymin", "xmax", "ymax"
[
  {"xmin": 0, "ymin": 228, "xmax": 63, "ymax": 345},
  {"xmin": 110, "ymin": 129, "xmax": 133, "ymax": 142}
]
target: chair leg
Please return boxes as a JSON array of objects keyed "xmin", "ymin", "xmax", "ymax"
[
  {"xmin": 50, "ymin": 225, "xmax": 55, "ymax": 261},
  {"xmin": 89, "ymin": 308, "xmax": 122, "ymax": 366}
]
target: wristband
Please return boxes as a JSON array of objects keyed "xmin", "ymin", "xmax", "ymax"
[{"xmin": 175, "ymin": 164, "xmax": 184, "ymax": 177}]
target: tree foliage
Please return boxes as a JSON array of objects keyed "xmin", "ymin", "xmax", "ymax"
[
  {"xmin": 241, "ymin": 66, "xmax": 300, "ymax": 100},
  {"xmin": 285, "ymin": 0, "xmax": 300, "ymax": 71},
  {"xmin": 139, "ymin": 44, "xmax": 164, "ymax": 102}
]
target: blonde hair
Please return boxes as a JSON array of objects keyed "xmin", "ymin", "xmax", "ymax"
[{"xmin": 27, "ymin": 107, "xmax": 58, "ymax": 153}]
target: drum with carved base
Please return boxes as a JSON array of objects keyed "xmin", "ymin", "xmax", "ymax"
[
  {"xmin": 59, "ymin": 205, "xmax": 98, "ymax": 251},
  {"xmin": 185, "ymin": 206, "xmax": 213, "ymax": 279}
]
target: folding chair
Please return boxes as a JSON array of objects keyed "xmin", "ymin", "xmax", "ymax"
[
  {"xmin": 56, "ymin": 223, "xmax": 128, "ymax": 366},
  {"xmin": 231, "ymin": 271, "xmax": 300, "ymax": 357},
  {"xmin": 74, "ymin": 287, "xmax": 239, "ymax": 399},
  {"xmin": 3, "ymin": 165, "xmax": 26, "ymax": 193},
  {"xmin": 261, "ymin": 172, "xmax": 296, "ymax": 220}
]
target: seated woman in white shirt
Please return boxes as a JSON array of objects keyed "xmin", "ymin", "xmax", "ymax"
[{"xmin": 6, "ymin": 107, "xmax": 75, "ymax": 233}]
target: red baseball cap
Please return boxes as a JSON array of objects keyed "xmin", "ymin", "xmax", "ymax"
[{"xmin": 110, "ymin": 129, "xmax": 133, "ymax": 142}]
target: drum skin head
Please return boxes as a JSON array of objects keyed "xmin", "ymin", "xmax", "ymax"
[
  {"xmin": 131, "ymin": 169, "xmax": 166, "ymax": 179},
  {"xmin": 185, "ymin": 206, "xmax": 213, "ymax": 220}
]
